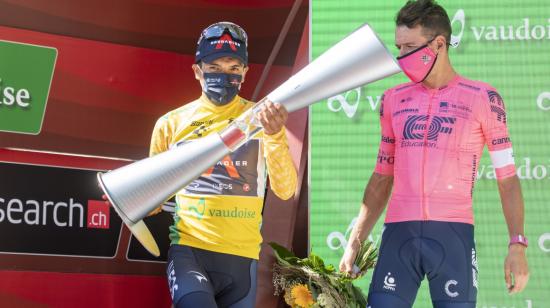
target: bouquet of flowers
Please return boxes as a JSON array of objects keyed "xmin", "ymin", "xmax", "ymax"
[{"xmin": 270, "ymin": 240, "xmax": 377, "ymax": 308}]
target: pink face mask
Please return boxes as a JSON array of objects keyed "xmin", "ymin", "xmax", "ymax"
[{"xmin": 397, "ymin": 44, "xmax": 437, "ymax": 83}]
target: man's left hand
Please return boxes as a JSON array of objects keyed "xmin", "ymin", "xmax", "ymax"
[
  {"xmin": 256, "ymin": 100, "xmax": 288, "ymax": 135},
  {"xmin": 504, "ymin": 244, "xmax": 529, "ymax": 294}
]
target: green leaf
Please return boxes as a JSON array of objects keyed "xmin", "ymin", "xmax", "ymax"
[{"xmin": 269, "ymin": 242, "xmax": 297, "ymax": 265}]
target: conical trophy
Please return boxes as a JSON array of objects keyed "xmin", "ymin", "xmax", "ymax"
[{"xmin": 98, "ymin": 23, "xmax": 401, "ymax": 256}]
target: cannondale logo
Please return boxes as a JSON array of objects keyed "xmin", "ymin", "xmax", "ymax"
[
  {"xmin": 450, "ymin": 9, "xmax": 466, "ymax": 47},
  {"xmin": 445, "ymin": 280, "xmax": 459, "ymax": 298},
  {"xmin": 403, "ymin": 115, "xmax": 456, "ymax": 141}
]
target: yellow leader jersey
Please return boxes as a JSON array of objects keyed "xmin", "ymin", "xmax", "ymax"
[{"xmin": 150, "ymin": 94, "xmax": 297, "ymax": 259}]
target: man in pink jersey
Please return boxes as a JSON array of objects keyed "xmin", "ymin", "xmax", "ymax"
[{"xmin": 339, "ymin": 1, "xmax": 529, "ymax": 307}]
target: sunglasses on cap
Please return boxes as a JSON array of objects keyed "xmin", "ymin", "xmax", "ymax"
[{"xmin": 198, "ymin": 22, "xmax": 248, "ymax": 45}]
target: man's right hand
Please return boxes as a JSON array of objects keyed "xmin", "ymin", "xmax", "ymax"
[{"xmin": 339, "ymin": 238, "xmax": 361, "ymax": 278}]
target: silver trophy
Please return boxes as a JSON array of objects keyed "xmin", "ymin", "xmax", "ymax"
[{"xmin": 98, "ymin": 23, "xmax": 401, "ymax": 256}]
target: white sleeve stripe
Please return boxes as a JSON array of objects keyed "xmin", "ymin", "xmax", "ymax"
[{"xmin": 489, "ymin": 148, "xmax": 515, "ymax": 168}]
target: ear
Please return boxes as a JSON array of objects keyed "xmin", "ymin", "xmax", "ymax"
[
  {"xmin": 241, "ymin": 66, "xmax": 249, "ymax": 84},
  {"xmin": 434, "ymin": 34, "xmax": 447, "ymax": 51},
  {"xmin": 192, "ymin": 64, "xmax": 202, "ymax": 81}
]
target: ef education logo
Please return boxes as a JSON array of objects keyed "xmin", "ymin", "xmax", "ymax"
[{"xmin": 403, "ymin": 115, "xmax": 456, "ymax": 141}]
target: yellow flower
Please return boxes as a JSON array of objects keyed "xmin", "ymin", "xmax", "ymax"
[
  {"xmin": 284, "ymin": 288, "xmax": 295, "ymax": 306},
  {"xmin": 290, "ymin": 284, "xmax": 315, "ymax": 308}
]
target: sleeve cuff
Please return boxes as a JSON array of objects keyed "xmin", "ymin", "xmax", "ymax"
[{"xmin": 262, "ymin": 127, "xmax": 287, "ymax": 144}]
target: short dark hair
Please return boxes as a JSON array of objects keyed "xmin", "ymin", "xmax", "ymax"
[{"xmin": 396, "ymin": 0, "xmax": 452, "ymax": 46}]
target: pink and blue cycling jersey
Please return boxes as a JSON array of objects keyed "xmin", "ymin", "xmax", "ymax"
[{"xmin": 375, "ymin": 75, "xmax": 516, "ymax": 224}]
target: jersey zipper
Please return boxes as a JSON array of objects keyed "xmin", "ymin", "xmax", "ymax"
[{"xmin": 421, "ymin": 91, "xmax": 436, "ymax": 220}]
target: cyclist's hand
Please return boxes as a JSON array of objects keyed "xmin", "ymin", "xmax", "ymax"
[
  {"xmin": 256, "ymin": 100, "xmax": 288, "ymax": 135},
  {"xmin": 504, "ymin": 244, "xmax": 529, "ymax": 294},
  {"xmin": 339, "ymin": 239, "xmax": 360, "ymax": 278}
]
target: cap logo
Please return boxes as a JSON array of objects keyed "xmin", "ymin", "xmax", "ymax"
[{"xmin": 213, "ymin": 33, "xmax": 239, "ymax": 51}]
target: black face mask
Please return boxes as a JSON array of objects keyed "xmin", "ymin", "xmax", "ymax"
[{"xmin": 202, "ymin": 72, "xmax": 243, "ymax": 105}]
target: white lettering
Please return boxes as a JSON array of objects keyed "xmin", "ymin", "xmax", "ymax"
[
  {"xmin": 0, "ymin": 197, "xmax": 85, "ymax": 228},
  {"xmin": 532, "ymin": 25, "xmax": 545, "ymax": 40},
  {"xmin": 516, "ymin": 157, "xmax": 532, "ymax": 179},
  {"xmin": 3, "ymin": 87, "xmax": 15, "ymax": 106},
  {"xmin": 469, "ymin": 17, "xmax": 550, "ymax": 41},
  {"xmin": 0, "ymin": 198, "xmax": 4, "ymax": 221},
  {"xmin": 42, "ymin": 201, "xmax": 53, "ymax": 225},
  {"xmin": 7, "ymin": 198, "xmax": 23, "ymax": 224},
  {"xmin": 516, "ymin": 18, "xmax": 531, "ymax": 40},
  {"xmin": 471, "ymin": 26, "xmax": 485, "ymax": 41},
  {"xmin": 53, "ymin": 202, "xmax": 67, "ymax": 227},
  {"xmin": 532, "ymin": 164, "xmax": 547, "ymax": 180},
  {"xmin": 69, "ymin": 198, "xmax": 84, "ymax": 227},
  {"xmin": 366, "ymin": 95, "xmax": 381, "ymax": 111},
  {"xmin": 16, "ymin": 89, "xmax": 30, "ymax": 107},
  {"xmin": 92, "ymin": 212, "xmax": 107, "ymax": 227},
  {"xmin": 478, "ymin": 157, "xmax": 550, "ymax": 180},
  {"xmin": 0, "ymin": 78, "xmax": 32, "ymax": 108},
  {"xmin": 24, "ymin": 200, "xmax": 40, "ymax": 225},
  {"xmin": 485, "ymin": 26, "xmax": 498, "ymax": 40},
  {"xmin": 500, "ymin": 25, "xmax": 514, "ymax": 40}
]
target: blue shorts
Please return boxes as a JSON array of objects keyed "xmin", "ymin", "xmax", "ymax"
[
  {"xmin": 367, "ymin": 221, "xmax": 478, "ymax": 308},
  {"xmin": 166, "ymin": 244, "xmax": 257, "ymax": 308}
]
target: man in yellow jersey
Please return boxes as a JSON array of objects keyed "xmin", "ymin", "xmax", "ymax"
[{"xmin": 150, "ymin": 22, "xmax": 297, "ymax": 308}]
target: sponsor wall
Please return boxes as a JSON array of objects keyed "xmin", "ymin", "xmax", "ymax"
[{"xmin": 310, "ymin": 0, "xmax": 549, "ymax": 307}]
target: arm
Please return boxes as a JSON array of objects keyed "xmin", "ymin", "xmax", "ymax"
[
  {"xmin": 339, "ymin": 172, "xmax": 393, "ymax": 276},
  {"xmin": 257, "ymin": 101, "xmax": 297, "ymax": 200},
  {"xmin": 481, "ymin": 87, "xmax": 529, "ymax": 293},
  {"xmin": 498, "ymin": 175, "xmax": 529, "ymax": 294},
  {"xmin": 340, "ymin": 90, "xmax": 395, "ymax": 276}
]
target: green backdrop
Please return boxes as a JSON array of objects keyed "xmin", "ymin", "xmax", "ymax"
[{"xmin": 309, "ymin": 1, "xmax": 550, "ymax": 307}]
